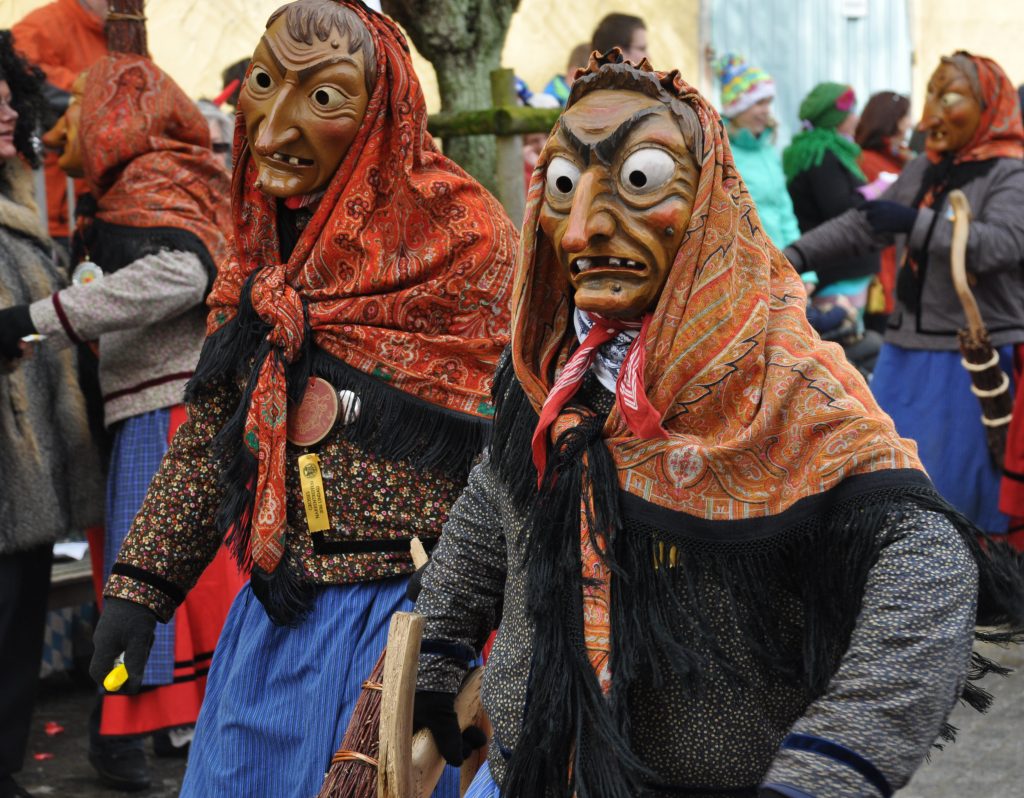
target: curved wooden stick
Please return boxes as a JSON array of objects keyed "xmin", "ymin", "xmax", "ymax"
[
  {"xmin": 948, "ymin": 189, "xmax": 986, "ymax": 339},
  {"xmin": 378, "ymin": 612, "xmax": 424, "ymax": 798}
]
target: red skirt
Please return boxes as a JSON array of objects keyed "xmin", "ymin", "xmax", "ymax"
[{"xmin": 99, "ymin": 405, "xmax": 247, "ymax": 735}]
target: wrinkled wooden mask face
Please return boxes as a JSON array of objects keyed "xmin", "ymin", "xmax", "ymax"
[
  {"xmin": 538, "ymin": 90, "xmax": 699, "ymax": 319},
  {"xmin": 240, "ymin": 14, "xmax": 370, "ymax": 198},
  {"xmin": 920, "ymin": 61, "xmax": 982, "ymax": 155},
  {"xmin": 42, "ymin": 71, "xmax": 88, "ymax": 178}
]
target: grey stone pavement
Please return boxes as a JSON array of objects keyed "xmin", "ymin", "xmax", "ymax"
[{"xmin": 15, "ymin": 644, "xmax": 1023, "ymax": 797}]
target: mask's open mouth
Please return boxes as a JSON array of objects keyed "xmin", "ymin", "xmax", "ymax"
[
  {"xmin": 270, "ymin": 151, "xmax": 314, "ymax": 167},
  {"xmin": 572, "ymin": 256, "xmax": 646, "ymax": 274}
]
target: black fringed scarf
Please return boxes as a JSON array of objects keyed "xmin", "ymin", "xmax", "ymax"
[{"xmin": 489, "ymin": 355, "xmax": 1024, "ymax": 798}]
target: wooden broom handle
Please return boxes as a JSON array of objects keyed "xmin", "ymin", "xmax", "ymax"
[{"xmin": 948, "ymin": 190, "xmax": 986, "ymax": 338}]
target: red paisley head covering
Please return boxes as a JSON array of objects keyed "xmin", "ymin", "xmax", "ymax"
[
  {"xmin": 514, "ymin": 56, "xmax": 921, "ymax": 521},
  {"xmin": 201, "ymin": 1, "xmax": 515, "ymax": 576},
  {"xmin": 926, "ymin": 51, "xmax": 1024, "ymax": 165},
  {"xmin": 78, "ymin": 54, "xmax": 231, "ymax": 266}
]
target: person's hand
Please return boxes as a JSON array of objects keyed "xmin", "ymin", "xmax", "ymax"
[
  {"xmin": 412, "ymin": 690, "xmax": 487, "ymax": 766},
  {"xmin": 0, "ymin": 305, "xmax": 36, "ymax": 361},
  {"xmin": 89, "ymin": 597, "xmax": 158, "ymax": 694},
  {"xmin": 862, "ymin": 200, "xmax": 918, "ymax": 234}
]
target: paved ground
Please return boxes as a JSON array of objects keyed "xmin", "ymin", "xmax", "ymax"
[
  {"xmin": 14, "ymin": 645, "xmax": 1024, "ymax": 797},
  {"xmin": 18, "ymin": 675, "xmax": 185, "ymax": 798}
]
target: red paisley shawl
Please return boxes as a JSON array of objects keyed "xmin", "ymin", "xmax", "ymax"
[
  {"xmin": 204, "ymin": 2, "xmax": 515, "ymax": 574},
  {"xmin": 78, "ymin": 54, "xmax": 231, "ymax": 265}
]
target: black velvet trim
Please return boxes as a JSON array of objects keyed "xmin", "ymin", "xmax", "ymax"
[
  {"xmin": 310, "ymin": 534, "xmax": 438, "ymax": 555},
  {"xmin": 420, "ymin": 638, "xmax": 477, "ymax": 665},
  {"xmin": 110, "ymin": 563, "xmax": 186, "ymax": 605},
  {"xmin": 781, "ymin": 733, "xmax": 892, "ymax": 797},
  {"xmin": 619, "ymin": 469, "xmax": 933, "ymax": 544}
]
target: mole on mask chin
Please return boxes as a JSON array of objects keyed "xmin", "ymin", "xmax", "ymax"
[
  {"xmin": 42, "ymin": 71, "xmax": 88, "ymax": 179},
  {"xmin": 240, "ymin": 14, "xmax": 370, "ymax": 199},
  {"xmin": 538, "ymin": 90, "xmax": 699, "ymax": 320}
]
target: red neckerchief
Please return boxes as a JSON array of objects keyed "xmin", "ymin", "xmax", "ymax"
[{"xmin": 531, "ymin": 313, "xmax": 666, "ymax": 482}]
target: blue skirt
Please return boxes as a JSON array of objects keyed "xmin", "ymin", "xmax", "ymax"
[
  {"xmin": 872, "ymin": 343, "xmax": 1012, "ymax": 533},
  {"xmin": 465, "ymin": 761, "xmax": 501, "ymax": 797},
  {"xmin": 104, "ymin": 408, "xmax": 175, "ymax": 685},
  {"xmin": 181, "ymin": 576, "xmax": 460, "ymax": 798}
]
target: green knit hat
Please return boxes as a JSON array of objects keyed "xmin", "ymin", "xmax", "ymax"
[{"xmin": 798, "ymin": 82, "xmax": 856, "ymax": 130}]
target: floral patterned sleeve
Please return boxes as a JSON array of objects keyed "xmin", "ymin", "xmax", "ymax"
[{"xmin": 104, "ymin": 383, "xmax": 238, "ymax": 621}]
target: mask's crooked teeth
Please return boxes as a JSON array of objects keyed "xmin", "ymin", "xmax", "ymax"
[
  {"xmin": 608, "ymin": 257, "xmax": 622, "ymax": 267},
  {"xmin": 288, "ymin": 156, "xmax": 301, "ymax": 165},
  {"xmin": 575, "ymin": 258, "xmax": 592, "ymax": 272}
]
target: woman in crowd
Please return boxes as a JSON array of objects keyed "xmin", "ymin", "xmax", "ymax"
[
  {"xmin": 784, "ymin": 83, "xmax": 880, "ymax": 320},
  {"xmin": 0, "ymin": 30, "xmax": 102, "ymax": 798},
  {"xmin": 0, "ymin": 52, "xmax": 244, "ymax": 790},
  {"xmin": 716, "ymin": 52, "xmax": 800, "ymax": 249},
  {"xmin": 786, "ymin": 52, "xmax": 1024, "ymax": 535},
  {"xmin": 856, "ymin": 91, "xmax": 914, "ymax": 328}
]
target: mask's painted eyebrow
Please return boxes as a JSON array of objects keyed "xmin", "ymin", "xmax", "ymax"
[
  {"xmin": 559, "ymin": 106, "xmax": 662, "ymax": 166},
  {"xmin": 297, "ymin": 54, "xmax": 360, "ymax": 82},
  {"xmin": 257, "ymin": 39, "xmax": 287, "ymax": 77}
]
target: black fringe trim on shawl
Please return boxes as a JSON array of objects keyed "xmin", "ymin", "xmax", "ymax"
[
  {"xmin": 79, "ymin": 219, "xmax": 219, "ymax": 292},
  {"xmin": 491, "ymin": 355, "xmax": 1024, "ymax": 798},
  {"xmin": 185, "ymin": 272, "xmax": 493, "ymax": 625}
]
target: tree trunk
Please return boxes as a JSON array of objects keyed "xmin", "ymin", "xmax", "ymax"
[{"xmin": 381, "ymin": 0, "xmax": 521, "ymax": 193}]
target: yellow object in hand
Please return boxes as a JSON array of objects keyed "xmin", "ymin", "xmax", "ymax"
[{"xmin": 103, "ymin": 655, "xmax": 128, "ymax": 692}]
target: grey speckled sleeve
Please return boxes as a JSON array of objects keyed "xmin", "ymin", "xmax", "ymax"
[
  {"xmin": 415, "ymin": 454, "xmax": 508, "ymax": 694},
  {"xmin": 763, "ymin": 508, "xmax": 978, "ymax": 798}
]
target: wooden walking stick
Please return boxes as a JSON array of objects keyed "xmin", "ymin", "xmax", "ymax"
[
  {"xmin": 318, "ymin": 538, "xmax": 490, "ymax": 798},
  {"xmin": 949, "ymin": 189, "xmax": 1014, "ymax": 468},
  {"xmin": 317, "ymin": 539, "xmax": 431, "ymax": 798}
]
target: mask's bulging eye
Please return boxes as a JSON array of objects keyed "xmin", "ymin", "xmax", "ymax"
[
  {"xmin": 311, "ymin": 86, "xmax": 346, "ymax": 110},
  {"xmin": 249, "ymin": 66, "xmax": 273, "ymax": 92},
  {"xmin": 940, "ymin": 91, "xmax": 966, "ymax": 109},
  {"xmin": 620, "ymin": 148, "xmax": 675, "ymax": 192},
  {"xmin": 546, "ymin": 157, "xmax": 581, "ymax": 199}
]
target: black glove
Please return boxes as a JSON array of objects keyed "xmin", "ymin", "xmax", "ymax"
[
  {"xmin": 758, "ymin": 791, "xmax": 790, "ymax": 798},
  {"xmin": 0, "ymin": 305, "xmax": 36, "ymax": 361},
  {"xmin": 782, "ymin": 245, "xmax": 805, "ymax": 270},
  {"xmin": 89, "ymin": 597, "xmax": 158, "ymax": 694},
  {"xmin": 405, "ymin": 563, "xmax": 428, "ymax": 603},
  {"xmin": 863, "ymin": 200, "xmax": 918, "ymax": 234},
  {"xmin": 412, "ymin": 690, "xmax": 487, "ymax": 766}
]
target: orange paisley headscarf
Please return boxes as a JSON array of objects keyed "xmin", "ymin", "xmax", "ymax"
[
  {"xmin": 515, "ymin": 58, "xmax": 922, "ymax": 521},
  {"xmin": 201, "ymin": 1, "xmax": 515, "ymax": 577}
]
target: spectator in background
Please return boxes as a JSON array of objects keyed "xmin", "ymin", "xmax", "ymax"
[
  {"xmin": 542, "ymin": 41, "xmax": 589, "ymax": 107},
  {"xmin": 12, "ymin": 0, "xmax": 109, "ymax": 247},
  {"xmin": 855, "ymin": 91, "xmax": 913, "ymax": 329},
  {"xmin": 591, "ymin": 12, "xmax": 647, "ymax": 64},
  {"xmin": 784, "ymin": 83, "xmax": 879, "ymax": 321},
  {"xmin": 0, "ymin": 31, "xmax": 103, "ymax": 798},
  {"xmin": 217, "ymin": 57, "xmax": 249, "ymax": 109},
  {"xmin": 715, "ymin": 53, "xmax": 800, "ymax": 249}
]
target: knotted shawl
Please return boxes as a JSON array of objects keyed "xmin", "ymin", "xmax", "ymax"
[{"xmin": 190, "ymin": 0, "xmax": 515, "ymax": 613}]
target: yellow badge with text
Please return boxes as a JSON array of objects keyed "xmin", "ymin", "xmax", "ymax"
[{"xmin": 297, "ymin": 453, "xmax": 331, "ymax": 533}]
